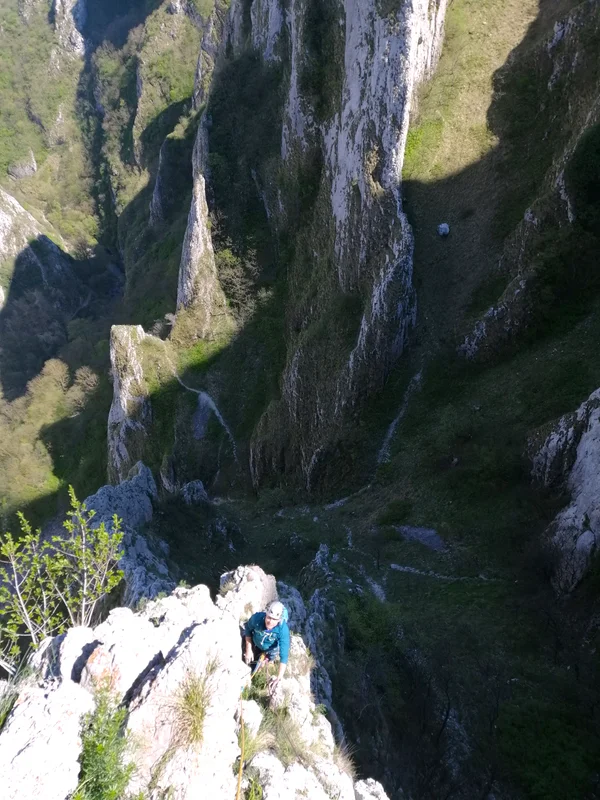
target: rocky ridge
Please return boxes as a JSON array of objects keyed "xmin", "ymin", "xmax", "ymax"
[{"xmin": 0, "ymin": 564, "xmax": 391, "ymax": 800}]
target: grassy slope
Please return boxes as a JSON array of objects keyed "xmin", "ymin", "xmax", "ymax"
[
  {"xmin": 0, "ymin": 2, "xmax": 205, "ymax": 525},
  {"xmin": 334, "ymin": 0, "xmax": 600, "ymax": 796}
]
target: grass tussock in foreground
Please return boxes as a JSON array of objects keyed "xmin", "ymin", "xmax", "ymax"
[{"xmin": 170, "ymin": 658, "xmax": 219, "ymax": 750}]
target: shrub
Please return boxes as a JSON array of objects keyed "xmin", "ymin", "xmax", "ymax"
[
  {"xmin": 245, "ymin": 775, "xmax": 263, "ymax": 800},
  {"xmin": 0, "ymin": 488, "xmax": 124, "ymax": 671},
  {"xmin": 73, "ymin": 687, "xmax": 134, "ymax": 800},
  {"xmin": 333, "ymin": 741, "xmax": 357, "ymax": 780}
]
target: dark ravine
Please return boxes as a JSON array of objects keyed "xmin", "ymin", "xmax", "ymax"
[{"xmin": 1, "ymin": 0, "xmax": 600, "ymax": 798}]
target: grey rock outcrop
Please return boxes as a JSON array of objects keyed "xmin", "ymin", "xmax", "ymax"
[
  {"xmin": 53, "ymin": 0, "xmax": 87, "ymax": 57},
  {"xmin": 531, "ymin": 388, "xmax": 600, "ymax": 592},
  {"xmin": 7, "ymin": 150, "xmax": 37, "ymax": 180},
  {"xmin": 84, "ymin": 461, "xmax": 176, "ymax": 605},
  {"xmin": 107, "ymin": 326, "xmax": 152, "ymax": 484},
  {"xmin": 176, "ymin": 115, "xmax": 227, "ymax": 332},
  {"xmin": 0, "ymin": 566, "xmax": 391, "ymax": 799},
  {"xmin": 0, "ymin": 187, "xmax": 85, "ymax": 317},
  {"xmin": 0, "ymin": 680, "xmax": 94, "ymax": 800},
  {"xmin": 0, "ymin": 188, "xmax": 57, "ymax": 266}
]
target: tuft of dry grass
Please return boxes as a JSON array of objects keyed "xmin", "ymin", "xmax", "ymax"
[
  {"xmin": 171, "ymin": 657, "xmax": 219, "ymax": 749},
  {"xmin": 239, "ymin": 718, "xmax": 276, "ymax": 764},
  {"xmin": 333, "ymin": 741, "xmax": 357, "ymax": 781}
]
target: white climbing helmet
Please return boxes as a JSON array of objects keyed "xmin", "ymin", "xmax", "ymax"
[{"xmin": 266, "ymin": 601, "xmax": 284, "ymax": 620}]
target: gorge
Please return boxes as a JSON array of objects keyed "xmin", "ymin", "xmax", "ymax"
[{"xmin": 1, "ymin": 0, "xmax": 600, "ymax": 798}]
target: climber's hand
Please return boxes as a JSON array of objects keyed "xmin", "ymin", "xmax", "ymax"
[
  {"xmin": 268, "ymin": 676, "xmax": 279, "ymax": 694},
  {"xmin": 244, "ymin": 646, "xmax": 253, "ymax": 666}
]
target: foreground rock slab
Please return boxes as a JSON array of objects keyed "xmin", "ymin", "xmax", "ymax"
[{"xmin": 0, "ymin": 565, "xmax": 391, "ymax": 800}]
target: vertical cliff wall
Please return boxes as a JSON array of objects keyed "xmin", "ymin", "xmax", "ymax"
[
  {"xmin": 107, "ymin": 0, "xmax": 448, "ymax": 492},
  {"xmin": 225, "ymin": 0, "xmax": 448, "ymax": 489}
]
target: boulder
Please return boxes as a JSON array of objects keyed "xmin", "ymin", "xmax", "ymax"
[
  {"xmin": 31, "ymin": 626, "xmax": 96, "ymax": 682},
  {"xmin": 80, "ymin": 608, "xmax": 162, "ymax": 700},
  {"xmin": 216, "ymin": 565, "xmax": 277, "ymax": 621}
]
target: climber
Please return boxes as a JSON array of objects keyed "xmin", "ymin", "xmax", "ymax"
[{"xmin": 243, "ymin": 600, "xmax": 290, "ymax": 691}]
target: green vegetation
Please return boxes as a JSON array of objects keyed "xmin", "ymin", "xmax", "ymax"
[
  {"xmin": 73, "ymin": 687, "xmax": 136, "ymax": 800},
  {"xmin": 171, "ymin": 659, "xmax": 219, "ymax": 748},
  {"xmin": 239, "ymin": 664, "xmax": 319, "ymax": 772},
  {"xmin": 189, "ymin": 0, "xmax": 215, "ymax": 19},
  {"xmin": 0, "ymin": 679, "xmax": 18, "ymax": 731},
  {"xmin": 0, "ymin": 489, "xmax": 124, "ymax": 671},
  {"xmin": 299, "ymin": 0, "xmax": 345, "ymax": 122}
]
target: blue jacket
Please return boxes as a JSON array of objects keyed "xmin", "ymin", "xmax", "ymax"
[{"xmin": 244, "ymin": 612, "xmax": 290, "ymax": 664}]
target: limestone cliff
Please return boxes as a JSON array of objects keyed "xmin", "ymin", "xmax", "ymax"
[
  {"xmin": 531, "ymin": 387, "xmax": 600, "ymax": 592},
  {"xmin": 109, "ymin": 0, "xmax": 448, "ymax": 492},
  {"xmin": 226, "ymin": 0, "xmax": 448, "ymax": 489},
  {"xmin": 52, "ymin": 0, "xmax": 87, "ymax": 58},
  {"xmin": 176, "ymin": 114, "xmax": 228, "ymax": 327},
  {"xmin": 0, "ymin": 565, "xmax": 391, "ymax": 800}
]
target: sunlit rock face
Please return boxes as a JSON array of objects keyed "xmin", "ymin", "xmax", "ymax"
[
  {"xmin": 0, "ymin": 566, "xmax": 392, "ymax": 800},
  {"xmin": 222, "ymin": 0, "xmax": 448, "ymax": 489},
  {"xmin": 177, "ymin": 115, "xmax": 227, "ymax": 329},
  {"xmin": 53, "ymin": 0, "xmax": 87, "ymax": 57}
]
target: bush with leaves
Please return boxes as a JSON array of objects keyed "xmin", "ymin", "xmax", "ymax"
[
  {"xmin": 0, "ymin": 488, "xmax": 124, "ymax": 673},
  {"xmin": 73, "ymin": 686, "xmax": 136, "ymax": 800}
]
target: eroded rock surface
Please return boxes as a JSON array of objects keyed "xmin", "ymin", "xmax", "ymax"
[
  {"xmin": 84, "ymin": 461, "xmax": 176, "ymax": 605},
  {"xmin": 0, "ymin": 565, "xmax": 391, "ymax": 800},
  {"xmin": 53, "ymin": 0, "xmax": 87, "ymax": 57},
  {"xmin": 107, "ymin": 326, "xmax": 152, "ymax": 484},
  {"xmin": 531, "ymin": 388, "xmax": 600, "ymax": 592}
]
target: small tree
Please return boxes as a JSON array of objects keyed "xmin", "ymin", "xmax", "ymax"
[{"xmin": 0, "ymin": 488, "xmax": 124, "ymax": 673}]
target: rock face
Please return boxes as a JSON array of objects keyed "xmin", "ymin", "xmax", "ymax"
[
  {"xmin": 103, "ymin": 0, "xmax": 448, "ymax": 493},
  {"xmin": 0, "ymin": 566, "xmax": 391, "ymax": 800},
  {"xmin": 83, "ymin": 461, "xmax": 176, "ymax": 605},
  {"xmin": 107, "ymin": 326, "xmax": 152, "ymax": 484},
  {"xmin": 222, "ymin": 0, "xmax": 448, "ymax": 489},
  {"xmin": 176, "ymin": 115, "xmax": 227, "ymax": 330},
  {"xmin": 0, "ymin": 680, "xmax": 94, "ymax": 800},
  {"xmin": 0, "ymin": 188, "xmax": 60, "ymax": 270},
  {"xmin": 531, "ymin": 388, "xmax": 600, "ymax": 592},
  {"xmin": 53, "ymin": 0, "xmax": 87, "ymax": 57},
  {"xmin": 7, "ymin": 150, "xmax": 37, "ymax": 180}
]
